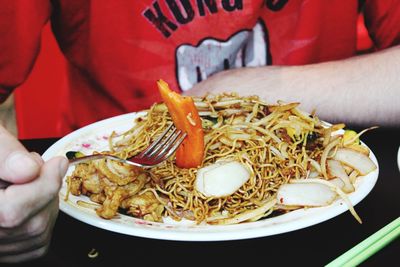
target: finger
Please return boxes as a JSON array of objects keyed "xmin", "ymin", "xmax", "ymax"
[
  {"xmin": 0, "ymin": 201, "xmax": 58, "ymax": 258},
  {"xmin": 0, "ymin": 152, "xmax": 45, "ymax": 189},
  {"xmin": 0, "ymin": 245, "xmax": 48, "ymax": 263},
  {"xmin": 0, "ymin": 126, "xmax": 41, "ymax": 183},
  {"xmin": 30, "ymin": 152, "xmax": 45, "ymax": 165},
  {"xmin": 0, "ymin": 179, "xmax": 11, "ymax": 189},
  {"xmin": 0, "ymin": 199, "xmax": 59, "ymax": 263},
  {"xmin": 0, "ymin": 156, "xmax": 68, "ymax": 228},
  {"xmin": 0, "ymin": 222, "xmax": 52, "ymax": 254},
  {"xmin": 0, "ymin": 198, "xmax": 58, "ymax": 240}
]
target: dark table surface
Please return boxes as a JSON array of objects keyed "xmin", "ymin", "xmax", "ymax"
[{"xmin": 9, "ymin": 127, "xmax": 400, "ymax": 267}]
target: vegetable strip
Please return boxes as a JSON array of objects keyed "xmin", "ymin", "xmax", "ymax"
[{"xmin": 157, "ymin": 79, "xmax": 204, "ymax": 168}]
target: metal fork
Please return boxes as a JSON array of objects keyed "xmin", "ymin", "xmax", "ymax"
[{"xmin": 67, "ymin": 124, "xmax": 186, "ymax": 168}]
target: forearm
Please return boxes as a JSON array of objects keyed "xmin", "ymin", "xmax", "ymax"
[{"xmin": 189, "ymin": 45, "xmax": 400, "ymax": 127}]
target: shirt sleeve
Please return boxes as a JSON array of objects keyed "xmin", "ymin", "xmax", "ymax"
[
  {"xmin": 0, "ymin": 0, "xmax": 51, "ymax": 103},
  {"xmin": 363, "ymin": 0, "xmax": 400, "ymax": 50}
]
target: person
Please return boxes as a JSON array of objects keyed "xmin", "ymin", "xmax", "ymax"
[
  {"xmin": 0, "ymin": 126, "xmax": 68, "ymax": 263},
  {"xmin": 0, "ymin": 0, "xmax": 399, "ymax": 263}
]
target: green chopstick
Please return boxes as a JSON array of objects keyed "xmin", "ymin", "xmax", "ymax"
[{"xmin": 325, "ymin": 217, "xmax": 400, "ymax": 267}]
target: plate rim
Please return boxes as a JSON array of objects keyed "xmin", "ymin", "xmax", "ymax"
[{"xmin": 43, "ymin": 112, "xmax": 380, "ymax": 241}]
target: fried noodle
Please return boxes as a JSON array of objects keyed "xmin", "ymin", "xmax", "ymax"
[{"xmin": 66, "ymin": 93, "xmax": 373, "ymax": 224}]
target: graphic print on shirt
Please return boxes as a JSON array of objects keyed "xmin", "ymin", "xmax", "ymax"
[
  {"xmin": 143, "ymin": 0, "xmax": 245, "ymax": 38},
  {"xmin": 176, "ymin": 20, "xmax": 271, "ymax": 91}
]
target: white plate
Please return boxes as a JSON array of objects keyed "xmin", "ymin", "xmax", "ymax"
[
  {"xmin": 43, "ymin": 112, "xmax": 379, "ymax": 241},
  {"xmin": 397, "ymin": 146, "xmax": 400, "ymax": 172}
]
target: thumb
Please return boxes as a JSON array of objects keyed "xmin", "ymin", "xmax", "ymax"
[
  {"xmin": 0, "ymin": 126, "xmax": 41, "ymax": 183},
  {"xmin": 0, "ymin": 156, "xmax": 69, "ymax": 227}
]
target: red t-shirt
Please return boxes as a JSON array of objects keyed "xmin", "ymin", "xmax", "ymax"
[{"xmin": 1, "ymin": 0, "xmax": 400, "ymax": 134}]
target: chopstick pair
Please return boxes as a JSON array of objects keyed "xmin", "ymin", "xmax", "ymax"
[{"xmin": 326, "ymin": 217, "xmax": 400, "ymax": 267}]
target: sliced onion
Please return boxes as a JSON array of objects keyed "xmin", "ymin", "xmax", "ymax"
[
  {"xmin": 330, "ymin": 177, "xmax": 345, "ymax": 189},
  {"xmin": 333, "ymin": 148, "xmax": 377, "ymax": 175},
  {"xmin": 320, "ymin": 138, "xmax": 341, "ymax": 179},
  {"xmin": 277, "ymin": 183, "xmax": 337, "ymax": 207},
  {"xmin": 290, "ymin": 178, "xmax": 362, "ymax": 224},
  {"xmin": 327, "ymin": 159, "xmax": 354, "ymax": 193},
  {"xmin": 195, "ymin": 161, "xmax": 250, "ymax": 198},
  {"xmin": 346, "ymin": 143, "xmax": 370, "ymax": 156}
]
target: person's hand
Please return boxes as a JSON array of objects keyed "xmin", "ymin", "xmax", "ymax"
[{"xmin": 0, "ymin": 125, "xmax": 68, "ymax": 263}]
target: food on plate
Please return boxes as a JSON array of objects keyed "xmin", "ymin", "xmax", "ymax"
[
  {"xmin": 195, "ymin": 161, "xmax": 251, "ymax": 198},
  {"xmin": 158, "ymin": 79, "xmax": 204, "ymax": 168},
  {"xmin": 65, "ymin": 80, "xmax": 377, "ymax": 225}
]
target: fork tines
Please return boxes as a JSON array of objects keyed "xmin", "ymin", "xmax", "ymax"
[{"xmin": 136, "ymin": 124, "xmax": 187, "ymax": 163}]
